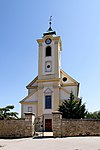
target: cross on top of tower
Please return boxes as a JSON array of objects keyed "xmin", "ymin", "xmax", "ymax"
[{"xmin": 48, "ymin": 16, "xmax": 52, "ymax": 31}]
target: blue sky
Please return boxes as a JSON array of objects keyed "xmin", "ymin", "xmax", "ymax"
[{"xmin": 0, "ymin": 0, "xmax": 100, "ymax": 115}]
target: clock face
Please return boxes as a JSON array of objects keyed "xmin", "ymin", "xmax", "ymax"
[{"xmin": 45, "ymin": 38, "xmax": 52, "ymax": 44}]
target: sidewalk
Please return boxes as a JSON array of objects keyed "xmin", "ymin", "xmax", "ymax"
[{"xmin": 0, "ymin": 137, "xmax": 100, "ymax": 150}]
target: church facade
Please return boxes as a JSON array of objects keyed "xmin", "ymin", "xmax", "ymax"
[{"xmin": 20, "ymin": 22, "xmax": 79, "ymax": 131}]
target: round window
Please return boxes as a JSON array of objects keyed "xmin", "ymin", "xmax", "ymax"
[{"xmin": 63, "ymin": 77, "xmax": 67, "ymax": 82}]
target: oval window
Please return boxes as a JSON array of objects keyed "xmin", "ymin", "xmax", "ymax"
[
  {"xmin": 63, "ymin": 77, "xmax": 67, "ymax": 82},
  {"xmin": 47, "ymin": 65, "xmax": 50, "ymax": 68}
]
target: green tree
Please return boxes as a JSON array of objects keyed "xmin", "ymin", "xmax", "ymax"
[
  {"xmin": 58, "ymin": 92, "xmax": 87, "ymax": 119},
  {"xmin": 0, "ymin": 105, "xmax": 18, "ymax": 120},
  {"xmin": 86, "ymin": 111, "xmax": 100, "ymax": 119}
]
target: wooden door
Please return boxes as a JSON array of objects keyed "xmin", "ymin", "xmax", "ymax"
[{"xmin": 45, "ymin": 119, "xmax": 52, "ymax": 131}]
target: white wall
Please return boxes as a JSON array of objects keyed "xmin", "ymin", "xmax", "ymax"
[
  {"xmin": 23, "ymin": 103, "xmax": 37, "ymax": 116},
  {"xmin": 60, "ymin": 89, "xmax": 69, "ymax": 101},
  {"xmin": 63, "ymin": 86, "xmax": 76, "ymax": 96},
  {"xmin": 25, "ymin": 91, "xmax": 38, "ymax": 102},
  {"xmin": 28, "ymin": 88, "xmax": 37, "ymax": 95}
]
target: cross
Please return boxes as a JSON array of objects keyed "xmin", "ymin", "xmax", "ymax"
[{"xmin": 49, "ymin": 16, "xmax": 52, "ymax": 28}]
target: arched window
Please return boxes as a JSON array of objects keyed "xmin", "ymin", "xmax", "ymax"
[{"xmin": 45, "ymin": 46, "xmax": 51, "ymax": 57}]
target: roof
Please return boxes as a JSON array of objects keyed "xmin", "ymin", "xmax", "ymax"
[{"xmin": 26, "ymin": 76, "xmax": 38, "ymax": 89}]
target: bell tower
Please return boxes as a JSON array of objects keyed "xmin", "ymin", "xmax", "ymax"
[{"xmin": 37, "ymin": 17, "xmax": 62, "ymax": 81}]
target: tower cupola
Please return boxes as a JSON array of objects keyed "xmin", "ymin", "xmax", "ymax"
[{"xmin": 43, "ymin": 16, "xmax": 56, "ymax": 36}]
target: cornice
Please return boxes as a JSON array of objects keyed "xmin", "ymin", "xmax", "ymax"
[
  {"xmin": 26, "ymin": 76, "xmax": 38, "ymax": 89},
  {"xmin": 37, "ymin": 78, "xmax": 60, "ymax": 83},
  {"xmin": 27, "ymin": 86, "xmax": 38, "ymax": 89},
  {"xmin": 21, "ymin": 101, "xmax": 38, "ymax": 104},
  {"xmin": 61, "ymin": 83, "xmax": 78, "ymax": 87}
]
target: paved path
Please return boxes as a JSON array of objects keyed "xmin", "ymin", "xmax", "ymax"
[{"xmin": 0, "ymin": 137, "xmax": 100, "ymax": 150}]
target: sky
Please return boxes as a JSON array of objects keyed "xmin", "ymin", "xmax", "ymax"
[{"xmin": 0, "ymin": 0, "xmax": 100, "ymax": 115}]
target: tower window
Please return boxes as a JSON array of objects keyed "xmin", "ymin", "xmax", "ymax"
[
  {"xmin": 45, "ymin": 95, "xmax": 52, "ymax": 109},
  {"xmin": 47, "ymin": 65, "xmax": 50, "ymax": 68},
  {"xmin": 46, "ymin": 46, "xmax": 51, "ymax": 57},
  {"xmin": 45, "ymin": 61, "xmax": 52, "ymax": 72}
]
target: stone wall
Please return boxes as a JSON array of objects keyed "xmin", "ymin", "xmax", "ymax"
[
  {"xmin": 52, "ymin": 111, "xmax": 100, "ymax": 137},
  {"xmin": 0, "ymin": 112, "xmax": 35, "ymax": 138}
]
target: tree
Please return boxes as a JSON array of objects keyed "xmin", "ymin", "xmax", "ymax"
[
  {"xmin": 0, "ymin": 105, "xmax": 18, "ymax": 120},
  {"xmin": 86, "ymin": 111, "xmax": 100, "ymax": 119},
  {"xmin": 58, "ymin": 92, "xmax": 87, "ymax": 119}
]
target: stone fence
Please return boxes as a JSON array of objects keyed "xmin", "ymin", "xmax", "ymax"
[
  {"xmin": 0, "ymin": 112, "xmax": 35, "ymax": 138},
  {"xmin": 52, "ymin": 111, "xmax": 100, "ymax": 137},
  {"xmin": 1, "ymin": 111, "xmax": 100, "ymax": 138}
]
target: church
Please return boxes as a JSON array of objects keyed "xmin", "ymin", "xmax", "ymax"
[{"xmin": 20, "ymin": 19, "xmax": 80, "ymax": 131}]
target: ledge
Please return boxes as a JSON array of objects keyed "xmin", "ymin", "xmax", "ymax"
[{"xmin": 52, "ymin": 111, "xmax": 62, "ymax": 114}]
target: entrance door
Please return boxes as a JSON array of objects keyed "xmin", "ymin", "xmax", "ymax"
[{"xmin": 45, "ymin": 119, "xmax": 52, "ymax": 131}]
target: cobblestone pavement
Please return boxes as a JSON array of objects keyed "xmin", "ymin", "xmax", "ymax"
[{"xmin": 0, "ymin": 137, "xmax": 100, "ymax": 150}]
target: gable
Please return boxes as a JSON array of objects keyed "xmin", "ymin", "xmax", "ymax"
[
  {"xmin": 44, "ymin": 88, "xmax": 53, "ymax": 94},
  {"xmin": 20, "ymin": 89, "xmax": 38, "ymax": 103},
  {"xmin": 60, "ymin": 69, "xmax": 79, "ymax": 96},
  {"xmin": 60, "ymin": 69, "xmax": 79, "ymax": 85}
]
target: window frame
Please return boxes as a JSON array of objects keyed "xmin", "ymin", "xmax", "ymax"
[
  {"xmin": 45, "ymin": 95, "xmax": 52, "ymax": 109},
  {"xmin": 28, "ymin": 106, "xmax": 32, "ymax": 112},
  {"xmin": 45, "ymin": 61, "xmax": 52, "ymax": 72}
]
